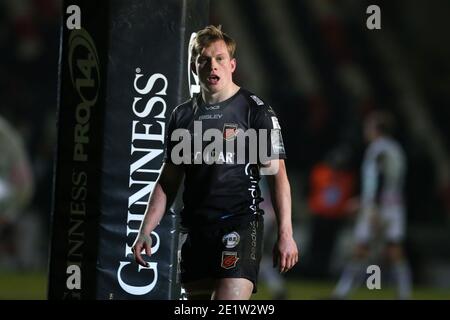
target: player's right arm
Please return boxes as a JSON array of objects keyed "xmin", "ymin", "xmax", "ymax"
[{"xmin": 132, "ymin": 163, "xmax": 184, "ymax": 267}]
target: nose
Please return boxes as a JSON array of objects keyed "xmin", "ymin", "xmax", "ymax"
[{"xmin": 210, "ymin": 58, "xmax": 218, "ymax": 70}]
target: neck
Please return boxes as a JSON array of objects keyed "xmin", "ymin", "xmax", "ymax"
[{"xmin": 202, "ymin": 83, "xmax": 240, "ymax": 104}]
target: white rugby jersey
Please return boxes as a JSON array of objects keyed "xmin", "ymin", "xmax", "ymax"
[{"xmin": 361, "ymin": 136, "xmax": 406, "ymax": 213}]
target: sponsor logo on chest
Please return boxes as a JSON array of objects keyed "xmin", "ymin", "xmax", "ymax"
[{"xmin": 198, "ymin": 114, "xmax": 223, "ymax": 120}]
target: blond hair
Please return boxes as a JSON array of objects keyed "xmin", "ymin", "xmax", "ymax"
[{"xmin": 190, "ymin": 25, "xmax": 236, "ymax": 62}]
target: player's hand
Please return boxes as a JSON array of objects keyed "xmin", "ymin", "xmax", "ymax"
[
  {"xmin": 131, "ymin": 232, "xmax": 152, "ymax": 267},
  {"xmin": 273, "ymin": 235, "xmax": 299, "ymax": 274}
]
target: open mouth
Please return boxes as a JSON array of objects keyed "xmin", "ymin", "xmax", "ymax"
[{"xmin": 207, "ymin": 75, "xmax": 220, "ymax": 85}]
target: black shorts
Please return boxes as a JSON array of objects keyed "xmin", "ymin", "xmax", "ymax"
[{"xmin": 179, "ymin": 215, "xmax": 264, "ymax": 293}]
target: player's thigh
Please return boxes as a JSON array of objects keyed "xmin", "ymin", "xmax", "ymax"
[
  {"xmin": 215, "ymin": 217, "xmax": 264, "ymax": 291},
  {"xmin": 212, "ymin": 277, "xmax": 254, "ymax": 300},
  {"xmin": 179, "ymin": 231, "xmax": 216, "ymax": 284}
]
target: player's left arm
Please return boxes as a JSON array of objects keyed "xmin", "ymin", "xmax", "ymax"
[{"xmin": 265, "ymin": 159, "xmax": 299, "ymax": 273}]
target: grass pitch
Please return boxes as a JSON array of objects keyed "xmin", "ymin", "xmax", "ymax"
[{"xmin": 0, "ymin": 272, "xmax": 449, "ymax": 300}]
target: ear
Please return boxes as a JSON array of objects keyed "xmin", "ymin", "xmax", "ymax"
[
  {"xmin": 230, "ymin": 58, "xmax": 236, "ymax": 73},
  {"xmin": 191, "ymin": 61, "xmax": 197, "ymax": 75}
]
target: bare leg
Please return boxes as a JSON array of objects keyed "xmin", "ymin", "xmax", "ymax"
[
  {"xmin": 212, "ymin": 278, "xmax": 254, "ymax": 300},
  {"xmin": 333, "ymin": 244, "xmax": 370, "ymax": 299}
]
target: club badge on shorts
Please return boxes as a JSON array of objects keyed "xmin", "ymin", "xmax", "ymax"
[
  {"xmin": 221, "ymin": 251, "xmax": 239, "ymax": 269},
  {"xmin": 222, "ymin": 231, "xmax": 240, "ymax": 249}
]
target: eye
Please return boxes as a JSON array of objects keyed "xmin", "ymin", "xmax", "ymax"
[{"xmin": 197, "ymin": 57, "xmax": 208, "ymax": 65}]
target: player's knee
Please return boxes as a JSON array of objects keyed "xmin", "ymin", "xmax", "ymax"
[{"xmin": 212, "ymin": 278, "xmax": 253, "ymax": 300}]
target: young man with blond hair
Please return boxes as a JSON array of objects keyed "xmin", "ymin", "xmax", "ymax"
[{"xmin": 132, "ymin": 25, "xmax": 298, "ymax": 300}]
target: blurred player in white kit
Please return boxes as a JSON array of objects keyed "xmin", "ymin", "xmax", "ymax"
[
  {"xmin": 332, "ymin": 110, "xmax": 412, "ymax": 300},
  {"xmin": 0, "ymin": 115, "xmax": 35, "ymax": 269}
]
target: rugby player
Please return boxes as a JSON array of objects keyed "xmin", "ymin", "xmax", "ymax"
[
  {"xmin": 333, "ymin": 111, "xmax": 412, "ymax": 300},
  {"xmin": 132, "ymin": 25, "xmax": 298, "ymax": 300}
]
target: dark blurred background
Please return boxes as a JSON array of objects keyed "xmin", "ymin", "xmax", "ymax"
[{"xmin": 0, "ymin": 0, "xmax": 449, "ymax": 299}]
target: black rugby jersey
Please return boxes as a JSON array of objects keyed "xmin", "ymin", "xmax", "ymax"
[{"xmin": 164, "ymin": 88, "xmax": 286, "ymax": 229}]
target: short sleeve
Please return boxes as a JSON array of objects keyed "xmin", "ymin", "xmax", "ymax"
[{"xmin": 251, "ymin": 102, "xmax": 287, "ymax": 160}]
